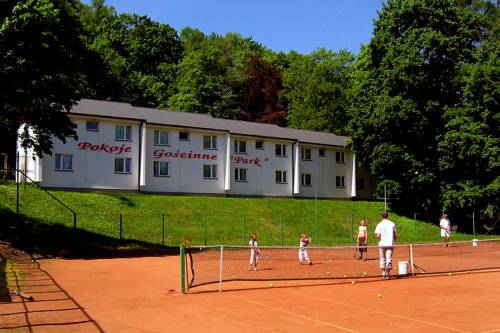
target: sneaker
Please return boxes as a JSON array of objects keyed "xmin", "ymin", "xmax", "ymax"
[
  {"xmin": 247, "ymin": 267, "xmax": 251, "ymax": 271},
  {"xmin": 254, "ymin": 267, "xmax": 258, "ymax": 271}
]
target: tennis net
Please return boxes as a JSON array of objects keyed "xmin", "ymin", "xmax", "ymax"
[{"xmin": 182, "ymin": 238, "xmax": 500, "ymax": 292}]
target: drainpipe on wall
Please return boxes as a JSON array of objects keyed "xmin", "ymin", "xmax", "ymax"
[
  {"xmin": 138, "ymin": 121, "xmax": 146, "ymax": 191},
  {"xmin": 351, "ymin": 153, "xmax": 356, "ymax": 198},
  {"xmin": 293, "ymin": 142, "xmax": 300, "ymax": 195},
  {"xmin": 224, "ymin": 133, "xmax": 231, "ymax": 191}
]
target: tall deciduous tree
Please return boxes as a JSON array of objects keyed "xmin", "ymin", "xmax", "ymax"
[
  {"xmin": 240, "ymin": 55, "xmax": 286, "ymax": 126},
  {"xmin": 348, "ymin": 0, "xmax": 482, "ymax": 218},
  {"xmin": 80, "ymin": 0, "xmax": 183, "ymax": 107},
  {"xmin": 167, "ymin": 29, "xmax": 262, "ymax": 118},
  {"xmin": 284, "ymin": 49, "xmax": 354, "ymax": 134},
  {"xmin": 0, "ymin": 0, "xmax": 90, "ymax": 156}
]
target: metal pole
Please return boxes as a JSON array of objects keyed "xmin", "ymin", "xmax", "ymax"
[
  {"xmin": 162, "ymin": 214, "xmax": 165, "ymax": 246},
  {"xmin": 120, "ymin": 213, "xmax": 123, "ymax": 241},
  {"xmin": 351, "ymin": 213, "xmax": 354, "ymax": 246},
  {"xmin": 280, "ymin": 213, "xmax": 283, "ymax": 246},
  {"xmin": 413, "ymin": 212, "xmax": 417, "ymax": 243},
  {"xmin": 472, "ymin": 211, "xmax": 476, "ymax": 239},
  {"xmin": 315, "ymin": 193, "xmax": 319, "ymax": 246},
  {"xmin": 16, "ymin": 152, "xmax": 19, "ymax": 215},
  {"xmin": 384, "ymin": 184, "xmax": 387, "ymax": 211},
  {"xmin": 180, "ymin": 246, "xmax": 186, "ymax": 294},
  {"xmin": 203, "ymin": 216, "xmax": 207, "ymax": 246},
  {"xmin": 219, "ymin": 246, "xmax": 224, "ymax": 293}
]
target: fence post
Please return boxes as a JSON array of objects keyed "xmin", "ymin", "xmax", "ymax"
[
  {"xmin": 413, "ymin": 212, "xmax": 417, "ymax": 243},
  {"xmin": 280, "ymin": 212, "xmax": 283, "ymax": 246},
  {"xmin": 203, "ymin": 215, "xmax": 207, "ymax": 246},
  {"xmin": 350, "ymin": 213, "xmax": 354, "ymax": 245},
  {"xmin": 472, "ymin": 211, "xmax": 476, "ymax": 239},
  {"xmin": 315, "ymin": 193, "xmax": 319, "ymax": 246},
  {"xmin": 162, "ymin": 213, "xmax": 165, "ymax": 246},
  {"xmin": 119, "ymin": 213, "xmax": 123, "ymax": 241},
  {"xmin": 242, "ymin": 213, "xmax": 246, "ymax": 245},
  {"xmin": 16, "ymin": 153, "xmax": 19, "ymax": 215},
  {"xmin": 180, "ymin": 245, "xmax": 186, "ymax": 294}
]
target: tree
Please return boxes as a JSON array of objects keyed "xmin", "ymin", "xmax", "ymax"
[
  {"xmin": 0, "ymin": 0, "xmax": 90, "ymax": 156},
  {"xmin": 239, "ymin": 55, "xmax": 286, "ymax": 126},
  {"xmin": 79, "ymin": 1, "xmax": 183, "ymax": 107},
  {"xmin": 437, "ymin": 1, "xmax": 499, "ymax": 229},
  {"xmin": 167, "ymin": 30, "xmax": 262, "ymax": 118},
  {"xmin": 284, "ymin": 49, "xmax": 354, "ymax": 134},
  {"xmin": 348, "ymin": 0, "xmax": 483, "ymax": 218}
]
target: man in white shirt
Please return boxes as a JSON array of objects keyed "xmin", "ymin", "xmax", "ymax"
[
  {"xmin": 375, "ymin": 211, "xmax": 397, "ymax": 280},
  {"xmin": 439, "ymin": 213, "xmax": 451, "ymax": 247}
]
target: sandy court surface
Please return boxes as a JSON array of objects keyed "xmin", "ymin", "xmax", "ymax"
[{"xmin": 33, "ymin": 255, "xmax": 500, "ymax": 333}]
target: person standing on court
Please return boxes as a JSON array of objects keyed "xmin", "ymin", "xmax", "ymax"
[
  {"xmin": 375, "ymin": 211, "xmax": 397, "ymax": 280},
  {"xmin": 439, "ymin": 213, "xmax": 451, "ymax": 247}
]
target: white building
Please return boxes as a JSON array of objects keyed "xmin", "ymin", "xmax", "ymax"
[{"xmin": 18, "ymin": 99, "xmax": 359, "ymax": 198}]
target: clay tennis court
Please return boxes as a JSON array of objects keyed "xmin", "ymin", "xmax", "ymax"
[{"xmin": 2, "ymin": 241, "xmax": 500, "ymax": 333}]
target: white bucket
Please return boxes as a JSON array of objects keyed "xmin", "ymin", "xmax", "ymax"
[
  {"xmin": 472, "ymin": 239, "xmax": 478, "ymax": 246},
  {"xmin": 398, "ymin": 261, "xmax": 408, "ymax": 275}
]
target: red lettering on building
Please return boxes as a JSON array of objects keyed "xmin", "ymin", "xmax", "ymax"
[
  {"xmin": 154, "ymin": 149, "xmax": 217, "ymax": 161},
  {"xmin": 231, "ymin": 156, "xmax": 266, "ymax": 167},
  {"xmin": 77, "ymin": 142, "xmax": 132, "ymax": 154}
]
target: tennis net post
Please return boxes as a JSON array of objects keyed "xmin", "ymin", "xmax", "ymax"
[{"xmin": 180, "ymin": 245, "xmax": 186, "ymax": 294}]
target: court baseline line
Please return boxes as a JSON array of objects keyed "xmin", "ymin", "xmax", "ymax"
[
  {"xmin": 282, "ymin": 290, "xmax": 470, "ymax": 333},
  {"xmin": 229, "ymin": 295, "xmax": 361, "ymax": 333},
  {"xmin": 481, "ymin": 329, "xmax": 500, "ymax": 333}
]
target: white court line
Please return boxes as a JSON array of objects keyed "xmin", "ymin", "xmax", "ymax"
[
  {"xmin": 481, "ymin": 329, "xmax": 500, "ymax": 333},
  {"xmin": 230, "ymin": 295, "xmax": 361, "ymax": 333},
  {"xmin": 283, "ymin": 290, "xmax": 470, "ymax": 333}
]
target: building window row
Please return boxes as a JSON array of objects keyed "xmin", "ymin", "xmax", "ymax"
[
  {"xmin": 235, "ymin": 168, "xmax": 247, "ymax": 182},
  {"xmin": 55, "ymin": 154, "xmax": 73, "ymax": 171},
  {"xmin": 115, "ymin": 158, "xmax": 132, "ymax": 174}
]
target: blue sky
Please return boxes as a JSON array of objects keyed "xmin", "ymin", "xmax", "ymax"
[{"xmin": 85, "ymin": 0, "xmax": 384, "ymax": 54}]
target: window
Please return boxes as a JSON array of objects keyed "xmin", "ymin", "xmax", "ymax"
[
  {"xmin": 153, "ymin": 130, "xmax": 169, "ymax": 146},
  {"xmin": 55, "ymin": 154, "xmax": 73, "ymax": 171},
  {"xmin": 301, "ymin": 173, "xmax": 312, "ymax": 186},
  {"xmin": 153, "ymin": 161, "xmax": 169, "ymax": 177},
  {"xmin": 336, "ymin": 151, "xmax": 345, "ymax": 164},
  {"xmin": 179, "ymin": 131, "xmax": 190, "ymax": 141},
  {"xmin": 234, "ymin": 140, "xmax": 247, "ymax": 154},
  {"xmin": 86, "ymin": 120, "xmax": 99, "ymax": 132},
  {"xmin": 356, "ymin": 177, "xmax": 365, "ymax": 191},
  {"xmin": 275, "ymin": 144, "xmax": 286, "ymax": 157},
  {"xmin": 235, "ymin": 168, "xmax": 247, "ymax": 182},
  {"xmin": 115, "ymin": 158, "xmax": 132, "ymax": 174},
  {"xmin": 203, "ymin": 164, "xmax": 217, "ymax": 179},
  {"xmin": 115, "ymin": 125, "xmax": 132, "ymax": 141},
  {"xmin": 319, "ymin": 148, "xmax": 326, "ymax": 157},
  {"xmin": 301, "ymin": 148, "xmax": 312, "ymax": 161},
  {"xmin": 336, "ymin": 176, "xmax": 345, "ymax": 188},
  {"xmin": 203, "ymin": 135, "xmax": 217, "ymax": 149},
  {"xmin": 275, "ymin": 170, "xmax": 287, "ymax": 184},
  {"xmin": 255, "ymin": 140, "xmax": 264, "ymax": 150}
]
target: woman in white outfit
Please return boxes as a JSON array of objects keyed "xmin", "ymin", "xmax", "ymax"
[
  {"xmin": 248, "ymin": 233, "xmax": 259, "ymax": 271},
  {"xmin": 299, "ymin": 233, "xmax": 312, "ymax": 265}
]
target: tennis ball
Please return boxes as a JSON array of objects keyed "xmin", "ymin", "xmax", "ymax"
[
  {"xmin": 269, "ymin": 283, "xmax": 274, "ymax": 287},
  {"xmin": 326, "ymin": 271, "xmax": 330, "ymax": 275},
  {"xmin": 351, "ymin": 280, "xmax": 356, "ymax": 284},
  {"xmin": 377, "ymin": 293, "xmax": 382, "ymax": 298},
  {"xmin": 344, "ymin": 274, "xmax": 348, "ymax": 278},
  {"xmin": 232, "ymin": 275, "xmax": 236, "ymax": 279},
  {"xmin": 362, "ymin": 271, "xmax": 367, "ymax": 277},
  {"xmin": 448, "ymin": 272, "xmax": 452, "ymax": 276}
]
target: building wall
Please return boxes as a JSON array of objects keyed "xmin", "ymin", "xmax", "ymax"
[
  {"xmin": 23, "ymin": 115, "xmax": 359, "ymax": 198},
  {"xmin": 39, "ymin": 117, "xmax": 141, "ymax": 190}
]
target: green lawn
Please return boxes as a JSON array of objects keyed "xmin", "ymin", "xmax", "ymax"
[{"xmin": 0, "ymin": 182, "xmax": 484, "ymax": 247}]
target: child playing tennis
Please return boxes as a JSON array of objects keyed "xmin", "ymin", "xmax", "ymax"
[
  {"xmin": 299, "ymin": 233, "xmax": 312, "ymax": 265},
  {"xmin": 248, "ymin": 233, "xmax": 259, "ymax": 271},
  {"xmin": 357, "ymin": 219, "xmax": 368, "ymax": 260}
]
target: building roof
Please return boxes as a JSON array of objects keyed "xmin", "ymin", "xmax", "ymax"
[{"xmin": 72, "ymin": 99, "xmax": 348, "ymax": 148}]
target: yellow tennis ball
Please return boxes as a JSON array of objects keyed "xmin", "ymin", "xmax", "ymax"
[
  {"xmin": 232, "ymin": 275, "xmax": 236, "ymax": 279},
  {"xmin": 448, "ymin": 272, "xmax": 452, "ymax": 276},
  {"xmin": 351, "ymin": 280, "xmax": 356, "ymax": 284},
  {"xmin": 344, "ymin": 274, "xmax": 348, "ymax": 278},
  {"xmin": 377, "ymin": 293, "xmax": 382, "ymax": 298},
  {"xmin": 269, "ymin": 283, "xmax": 274, "ymax": 287}
]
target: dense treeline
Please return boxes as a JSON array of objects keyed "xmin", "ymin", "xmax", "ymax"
[{"xmin": 0, "ymin": 0, "xmax": 498, "ymax": 228}]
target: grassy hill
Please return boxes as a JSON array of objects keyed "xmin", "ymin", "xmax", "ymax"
[{"xmin": 0, "ymin": 182, "xmax": 482, "ymax": 248}]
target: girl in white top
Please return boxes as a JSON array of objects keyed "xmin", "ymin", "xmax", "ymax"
[
  {"xmin": 299, "ymin": 233, "xmax": 312, "ymax": 265},
  {"xmin": 439, "ymin": 213, "xmax": 451, "ymax": 247},
  {"xmin": 357, "ymin": 219, "xmax": 368, "ymax": 260},
  {"xmin": 248, "ymin": 233, "xmax": 259, "ymax": 271}
]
